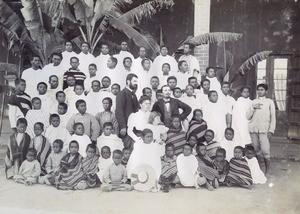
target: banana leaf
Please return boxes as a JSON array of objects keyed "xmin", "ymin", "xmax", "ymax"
[
  {"xmin": 177, "ymin": 32, "xmax": 243, "ymax": 51},
  {"xmin": 91, "ymin": 0, "xmax": 114, "ymax": 27},
  {"xmin": 108, "ymin": 16, "xmax": 160, "ymax": 59},
  {"xmin": 238, "ymin": 51, "xmax": 272, "ymax": 75},
  {"xmin": 117, "ymin": 0, "xmax": 174, "ymax": 27}
]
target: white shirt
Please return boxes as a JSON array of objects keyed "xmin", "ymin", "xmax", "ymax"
[
  {"xmin": 42, "ymin": 63, "xmax": 65, "ymax": 89},
  {"xmin": 21, "ymin": 67, "xmax": 43, "ymax": 97},
  {"xmin": 77, "ymin": 52, "xmax": 96, "ymax": 76},
  {"xmin": 152, "ymin": 55, "xmax": 178, "ymax": 73},
  {"xmin": 95, "ymin": 53, "xmax": 111, "ymax": 71},
  {"xmin": 178, "ymin": 54, "xmax": 200, "ymax": 74},
  {"xmin": 175, "ymin": 71, "xmax": 191, "ymax": 90},
  {"xmin": 114, "ymin": 50, "xmax": 134, "ymax": 69}
]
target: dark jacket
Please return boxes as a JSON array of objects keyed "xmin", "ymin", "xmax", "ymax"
[
  {"xmin": 115, "ymin": 87, "xmax": 139, "ymax": 130},
  {"xmin": 152, "ymin": 98, "xmax": 192, "ymax": 127}
]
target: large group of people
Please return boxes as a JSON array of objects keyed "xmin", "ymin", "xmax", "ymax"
[{"xmin": 4, "ymin": 40, "xmax": 276, "ymax": 192}]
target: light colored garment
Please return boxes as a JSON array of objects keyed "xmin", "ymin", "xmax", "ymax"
[
  {"xmin": 69, "ymin": 134, "xmax": 92, "ymax": 157},
  {"xmin": 127, "ymin": 140, "xmax": 162, "ymax": 180},
  {"xmin": 196, "ymin": 90, "xmax": 209, "ymax": 108},
  {"xmin": 77, "ymin": 52, "xmax": 96, "ymax": 76},
  {"xmin": 206, "ymin": 77, "xmax": 222, "ymax": 94},
  {"xmin": 114, "ymin": 50, "xmax": 134, "ymax": 70},
  {"xmin": 202, "ymin": 101, "xmax": 227, "ymax": 142},
  {"xmin": 176, "ymin": 154, "xmax": 199, "ymax": 187},
  {"xmin": 67, "ymin": 93, "xmax": 87, "ymax": 115},
  {"xmin": 247, "ymin": 97, "xmax": 276, "ymax": 133},
  {"xmin": 21, "ymin": 67, "xmax": 43, "ymax": 97},
  {"xmin": 178, "ymin": 54, "xmax": 200, "ymax": 75},
  {"xmin": 100, "ymin": 67, "xmax": 124, "ymax": 88},
  {"xmin": 175, "ymin": 71, "xmax": 191, "ymax": 90},
  {"xmin": 103, "ymin": 163, "xmax": 128, "ymax": 184},
  {"xmin": 181, "ymin": 95, "xmax": 202, "ymax": 121},
  {"xmin": 84, "ymin": 74, "xmax": 102, "ymax": 92},
  {"xmin": 232, "ymin": 97, "xmax": 252, "ymax": 147},
  {"xmin": 152, "ymin": 54, "xmax": 178, "ymax": 73},
  {"xmin": 61, "ymin": 51, "xmax": 77, "ymax": 71},
  {"xmin": 58, "ymin": 113, "xmax": 70, "ymax": 129},
  {"xmin": 42, "ymin": 63, "xmax": 65, "ymax": 89},
  {"xmin": 8, "ymin": 105, "xmax": 25, "ymax": 129},
  {"xmin": 219, "ymin": 94, "xmax": 236, "ymax": 114},
  {"xmin": 145, "ymin": 124, "xmax": 168, "ymax": 145},
  {"xmin": 95, "ymin": 111, "xmax": 119, "ymax": 134},
  {"xmin": 86, "ymin": 91, "xmax": 106, "ymax": 116},
  {"xmin": 36, "ymin": 94, "xmax": 53, "ymax": 113},
  {"xmin": 45, "ymin": 151, "xmax": 66, "ymax": 174},
  {"xmin": 95, "ymin": 53, "xmax": 111, "ymax": 71},
  {"xmin": 97, "ymin": 157, "xmax": 114, "ymax": 183},
  {"xmin": 245, "ymin": 157, "xmax": 267, "ymax": 184},
  {"xmin": 25, "ymin": 109, "xmax": 50, "ymax": 139},
  {"xmin": 66, "ymin": 113, "xmax": 100, "ymax": 141},
  {"xmin": 44, "ymin": 125, "xmax": 71, "ymax": 150},
  {"xmin": 96, "ymin": 134, "xmax": 124, "ymax": 153},
  {"xmin": 220, "ymin": 139, "xmax": 238, "ymax": 161},
  {"xmin": 14, "ymin": 159, "xmax": 41, "ymax": 182},
  {"xmin": 132, "ymin": 56, "xmax": 152, "ymax": 73},
  {"xmin": 127, "ymin": 110, "xmax": 150, "ymax": 142}
]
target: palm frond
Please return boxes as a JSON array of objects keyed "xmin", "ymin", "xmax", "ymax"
[
  {"xmin": 91, "ymin": 0, "xmax": 114, "ymax": 27},
  {"xmin": 238, "ymin": 51, "xmax": 272, "ymax": 75},
  {"xmin": 118, "ymin": 0, "xmax": 174, "ymax": 27},
  {"xmin": 108, "ymin": 16, "xmax": 160, "ymax": 59}
]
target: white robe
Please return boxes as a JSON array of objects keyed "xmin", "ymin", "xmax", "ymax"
[
  {"xmin": 202, "ymin": 101, "xmax": 227, "ymax": 142},
  {"xmin": 97, "ymin": 157, "xmax": 114, "ymax": 183},
  {"xmin": 96, "ymin": 134, "xmax": 124, "ymax": 153},
  {"xmin": 127, "ymin": 140, "xmax": 162, "ymax": 180},
  {"xmin": 21, "ymin": 68, "xmax": 43, "ymax": 97},
  {"xmin": 175, "ymin": 71, "xmax": 191, "ymax": 90},
  {"xmin": 232, "ymin": 97, "xmax": 252, "ymax": 147},
  {"xmin": 44, "ymin": 125, "xmax": 71, "ymax": 152},
  {"xmin": 132, "ymin": 57, "xmax": 152, "ymax": 73},
  {"xmin": 95, "ymin": 53, "xmax": 111, "ymax": 71},
  {"xmin": 127, "ymin": 110, "xmax": 150, "ymax": 142},
  {"xmin": 152, "ymin": 55, "xmax": 178, "ymax": 73},
  {"xmin": 176, "ymin": 154, "xmax": 199, "ymax": 187},
  {"xmin": 86, "ymin": 91, "xmax": 104, "ymax": 116},
  {"xmin": 246, "ymin": 157, "xmax": 267, "ymax": 184},
  {"xmin": 42, "ymin": 63, "xmax": 65, "ymax": 89},
  {"xmin": 178, "ymin": 54, "xmax": 200, "ymax": 75},
  {"xmin": 69, "ymin": 134, "xmax": 91, "ymax": 158},
  {"xmin": 206, "ymin": 76, "xmax": 222, "ymax": 94},
  {"xmin": 220, "ymin": 139, "xmax": 238, "ymax": 161},
  {"xmin": 114, "ymin": 50, "xmax": 134, "ymax": 70},
  {"xmin": 61, "ymin": 51, "xmax": 77, "ymax": 71},
  {"xmin": 67, "ymin": 93, "xmax": 87, "ymax": 115},
  {"xmin": 77, "ymin": 52, "xmax": 96, "ymax": 76}
]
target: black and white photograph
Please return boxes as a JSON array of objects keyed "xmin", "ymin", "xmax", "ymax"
[{"xmin": 0, "ymin": 0, "xmax": 299, "ymax": 213}]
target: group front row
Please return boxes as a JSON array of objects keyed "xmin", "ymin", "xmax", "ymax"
[{"xmin": 5, "ymin": 117, "xmax": 267, "ymax": 192}]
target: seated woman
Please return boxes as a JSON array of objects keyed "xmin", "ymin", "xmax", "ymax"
[
  {"xmin": 127, "ymin": 96, "xmax": 151, "ymax": 143},
  {"xmin": 126, "ymin": 129, "xmax": 162, "ymax": 181},
  {"xmin": 186, "ymin": 109, "xmax": 207, "ymax": 143},
  {"xmin": 55, "ymin": 141, "xmax": 85, "ymax": 190},
  {"xmin": 166, "ymin": 116, "xmax": 187, "ymax": 156}
]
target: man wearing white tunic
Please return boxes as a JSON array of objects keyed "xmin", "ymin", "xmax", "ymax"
[
  {"xmin": 232, "ymin": 86, "xmax": 252, "ymax": 147},
  {"xmin": 219, "ymin": 82, "xmax": 236, "ymax": 127},
  {"xmin": 132, "ymin": 46, "xmax": 152, "ymax": 72},
  {"xmin": 61, "ymin": 41, "xmax": 77, "ymax": 71},
  {"xmin": 21, "ymin": 55, "xmax": 43, "ymax": 98},
  {"xmin": 202, "ymin": 91, "xmax": 227, "ymax": 142},
  {"xmin": 152, "ymin": 45, "xmax": 178, "ymax": 73},
  {"xmin": 86, "ymin": 80, "xmax": 104, "ymax": 116},
  {"xmin": 175, "ymin": 60, "xmax": 191, "ymax": 90},
  {"xmin": 95, "ymin": 43, "xmax": 111, "ymax": 71},
  {"xmin": 77, "ymin": 42, "xmax": 96, "ymax": 76},
  {"xmin": 42, "ymin": 52, "xmax": 64, "ymax": 89},
  {"xmin": 205, "ymin": 67, "xmax": 222, "ymax": 95},
  {"xmin": 178, "ymin": 43, "xmax": 200, "ymax": 75},
  {"xmin": 101, "ymin": 57, "xmax": 123, "ymax": 88},
  {"xmin": 113, "ymin": 41, "xmax": 134, "ymax": 70}
]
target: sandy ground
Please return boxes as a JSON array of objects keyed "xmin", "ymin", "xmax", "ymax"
[{"xmin": 0, "ymin": 118, "xmax": 299, "ymax": 214}]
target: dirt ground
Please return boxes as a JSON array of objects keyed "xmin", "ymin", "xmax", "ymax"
[{"xmin": 0, "ymin": 118, "xmax": 299, "ymax": 214}]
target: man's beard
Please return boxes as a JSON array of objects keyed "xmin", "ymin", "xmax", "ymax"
[{"xmin": 129, "ymin": 84, "xmax": 138, "ymax": 91}]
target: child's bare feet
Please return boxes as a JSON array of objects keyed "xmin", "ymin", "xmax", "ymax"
[
  {"xmin": 212, "ymin": 178, "xmax": 219, "ymax": 189},
  {"xmin": 205, "ymin": 181, "xmax": 214, "ymax": 191},
  {"xmin": 174, "ymin": 183, "xmax": 183, "ymax": 188},
  {"xmin": 240, "ymin": 184, "xmax": 252, "ymax": 190}
]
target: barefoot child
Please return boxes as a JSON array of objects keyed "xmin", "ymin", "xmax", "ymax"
[
  {"xmin": 102, "ymin": 150, "xmax": 132, "ymax": 192},
  {"xmin": 5, "ymin": 118, "xmax": 31, "ymax": 178},
  {"xmin": 97, "ymin": 146, "xmax": 113, "ymax": 183},
  {"xmin": 227, "ymin": 146, "xmax": 253, "ymax": 189},
  {"xmin": 14, "ymin": 148, "xmax": 41, "ymax": 185},
  {"xmin": 56, "ymin": 141, "xmax": 85, "ymax": 190},
  {"xmin": 158, "ymin": 144, "xmax": 180, "ymax": 192},
  {"xmin": 82, "ymin": 144, "xmax": 101, "ymax": 188},
  {"xmin": 245, "ymin": 145, "xmax": 267, "ymax": 184},
  {"xmin": 176, "ymin": 144, "xmax": 207, "ymax": 189},
  {"xmin": 31, "ymin": 122, "xmax": 51, "ymax": 175},
  {"xmin": 212, "ymin": 148, "xmax": 229, "ymax": 186},
  {"xmin": 43, "ymin": 139, "xmax": 66, "ymax": 185}
]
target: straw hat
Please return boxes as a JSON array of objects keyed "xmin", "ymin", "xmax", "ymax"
[{"xmin": 131, "ymin": 164, "xmax": 157, "ymax": 192}]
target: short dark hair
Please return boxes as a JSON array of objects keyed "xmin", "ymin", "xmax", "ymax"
[
  {"xmin": 126, "ymin": 73, "xmax": 138, "ymax": 83},
  {"xmin": 81, "ymin": 42, "xmax": 90, "ymax": 48},
  {"xmin": 53, "ymin": 139, "xmax": 64, "ymax": 149},
  {"xmin": 37, "ymin": 82, "xmax": 47, "ymax": 89},
  {"xmin": 16, "ymin": 118, "xmax": 28, "ymax": 127},
  {"xmin": 141, "ymin": 58, "xmax": 151, "ymax": 65},
  {"xmin": 69, "ymin": 140, "xmax": 79, "ymax": 148},
  {"xmin": 50, "ymin": 113, "xmax": 60, "ymax": 121},
  {"xmin": 110, "ymin": 57, "xmax": 118, "ymax": 65},
  {"xmin": 234, "ymin": 146, "xmax": 245, "ymax": 156},
  {"xmin": 162, "ymin": 63, "xmax": 170, "ymax": 69},
  {"xmin": 86, "ymin": 143, "xmax": 97, "ymax": 152},
  {"xmin": 102, "ymin": 76, "xmax": 111, "ymax": 81},
  {"xmin": 245, "ymin": 145, "xmax": 255, "ymax": 152},
  {"xmin": 113, "ymin": 149, "xmax": 123, "ymax": 156},
  {"xmin": 123, "ymin": 57, "xmax": 132, "ymax": 64},
  {"xmin": 15, "ymin": 78, "xmax": 26, "ymax": 86},
  {"xmin": 160, "ymin": 44, "xmax": 169, "ymax": 50},
  {"xmin": 221, "ymin": 81, "xmax": 230, "ymax": 87},
  {"xmin": 257, "ymin": 83, "xmax": 268, "ymax": 90},
  {"xmin": 193, "ymin": 109, "xmax": 203, "ymax": 117},
  {"xmin": 241, "ymin": 86, "xmax": 252, "ymax": 93},
  {"xmin": 58, "ymin": 103, "xmax": 68, "ymax": 110},
  {"xmin": 138, "ymin": 95, "xmax": 151, "ymax": 105},
  {"xmin": 27, "ymin": 148, "xmax": 37, "ymax": 157},
  {"xmin": 178, "ymin": 60, "xmax": 187, "ymax": 68},
  {"xmin": 111, "ymin": 83, "xmax": 120, "ymax": 90},
  {"xmin": 142, "ymin": 87, "xmax": 152, "ymax": 95},
  {"xmin": 151, "ymin": 76, "xmax": 159, "ymax": 80},
  {"xmin": 141, "ymin": 128, "xmax": 153, "ymax": 137},
  {"xmin": 205, "ymin": 66, "xmax": 215, "ymax": 73},
  {"xmin": 89, "ymin": 63, "xmax": 97, "ymax": 69},
  {"xmin": 32, "ymin": 97, "xmax": 41, "ymax": 103},
  {"xmin": 103, "ymin": 122, "xmax": 113, "ymax": 129},
  {"xmin": 101, "ymin": 146, "xmax": 111, "ymax": 153},
  {"xmin": 92, "ymin": 80, "xmax": 101, "ymax": 86},
  {"xmin": 75, "ymin": 99, "xmax": 86, "ymax": 108},
  {"xmin": 73, "ymin": 122, "xmax": 84, "ymax": 130},
  {"xmin": 102, "ymin": 97, "xmax": 112, "ymax": 105},
  {"xmin": 70, "ymin": 56, "xmax": 79, "ymax": 62},
  {"xmin": 216, "ymin": 148, "xmax": 226, "ymax": 157},
  {"xmin": 52, "ymin": 52, "xmax": 63, "ymax": 59},
  {"xmin": 34, "ymin": 122, "xmax": 44, "ymax": 131},
  {"xmin": 183, "ymin": 143, "xmax": 193, "ymax": 149},
  {"xmin": 30, "ymin": 55, "xmax": 40, "ymax": 61},
  {"xmin": 208, "ymin": 90, "xmax": 217, "ymax": 97},
  {"xmin": 49, "ymin": 75, "xmax": 58, "ymax": 82},
  {"xmin": 201, "ymin": 79, "xmax": 210, "ymax": 86},
  {"xmin": 167, "ymin": 76, "xmax": 177, "ymax": 82},
  {"xmin": 165, "ymin": 143, "xmax": 175, "ymax": 150},
  {"xmin": 225, "ymin": 127, "xmax": 234, "ymax": 135},
  {"xmin": 205, "ymin": 129, "xmax": 215, "ymax": 136}
]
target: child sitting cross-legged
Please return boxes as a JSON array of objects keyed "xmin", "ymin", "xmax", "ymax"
[
  {"xmin": 69, "ymin": 122, "xmax": 92, "ymax": 157},
  {"xmin": 226, "ymin": 146, "xmax": 253, "ymax": 189},
  {"xmin": 31, "ymin": 122, "xmax": 51, "ymax": 175},
  {"xmin": 81, "ymin": 144, "xmax": 101, "ymax": 188},
  {"xmin": 245, "ymin": 145, "xmax": 267, "ymax": 184},
  {"xmin": 203, "ymin": 129, "xmax": 220, "ymax": 159},
  {"xmin": 195, "ymin": 143, "xmax": 219, "ymax": 190},
  {"xmin": 5, "ymin": 118, "xmax": 31, "ymax": 179},
  {"xmin": 158, "ymin": 144, "xmax": 180, "ymax": 193},
  {"xmin": 212, "ymin": 148, "xmax": 230, "ymax": 186},
  {"xmin": 14, "ymin": 148, "xmax": 41, "ymax": 185},
  {"xmin": 55, "ymin": 140, "xmax": 85, "ymax": 190},
  {"xmin": 176, "ymin": 144, "xmax": 207, "ymax": 189},
  {"xmin": 41, "ymin": 139, "xmax": 66, "ymax": 185},
  {"xmin": 101, "ymin": 150, "xmax": 132, "ymax": 192}
]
